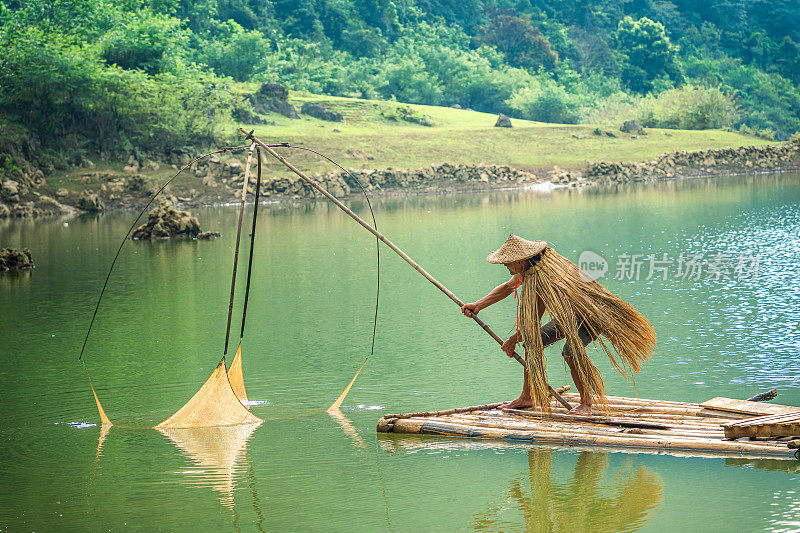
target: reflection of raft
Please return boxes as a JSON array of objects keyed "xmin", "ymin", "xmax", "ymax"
[{"xmin": 377, "ymin": 392, "xmax": 800, "ymax": 460}]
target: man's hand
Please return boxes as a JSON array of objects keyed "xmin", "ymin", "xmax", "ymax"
[
  {"xmin": 501, "ymin": 334, "xmax": 518, "ymax": 358},
  {"xmin": 461, "ymin": 303, "xmax": 479, "ymax": 317}
]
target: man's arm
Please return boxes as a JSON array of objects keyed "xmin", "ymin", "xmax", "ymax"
[{"xmin": 461, "ymin": 275, "xmax": 518, "ymax": 317}]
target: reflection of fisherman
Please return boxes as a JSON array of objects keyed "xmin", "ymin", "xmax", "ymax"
[{"xmin": 462, "ymin": 235, "xmax": 656, "ymax": 414}]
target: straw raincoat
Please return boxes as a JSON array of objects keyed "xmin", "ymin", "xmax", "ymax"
[{"xmin": 487, "ymin": 235, "xmax": 656, "ymax": 411}]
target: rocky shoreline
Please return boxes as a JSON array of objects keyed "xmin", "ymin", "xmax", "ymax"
[
  {"xmin": 0, "ymin": 137, "xmax": 798, "ymax": 219},
  {"xmin": 585, "ymin": 137, "xmax": 800, "ymax": 183}
]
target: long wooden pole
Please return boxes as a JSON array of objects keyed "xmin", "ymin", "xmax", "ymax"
[
  {"xmin": 223, "ymin": 143, "xmax": 255, "ymax": 357},
  {"xmin": 241, "ymin": 129, "xmax": 572, "ymax": 410}
]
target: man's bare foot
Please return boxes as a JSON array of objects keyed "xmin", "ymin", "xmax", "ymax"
[
  {"xmin": 567, "ymin": 403, "xmax": 592, "ymax": 416},
  {"xmin": 501, "ymin": 396, "xmax": 534, "ymax": 409}
]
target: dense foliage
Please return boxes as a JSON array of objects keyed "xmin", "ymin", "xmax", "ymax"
[{"xmin": 1, "ymin": 0, "xmax": 799, "ymax": 157}]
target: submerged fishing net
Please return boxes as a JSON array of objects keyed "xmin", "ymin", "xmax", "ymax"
[{"xmin": 519, "ymin": 247, "xmax": 656, "ymax": 411}]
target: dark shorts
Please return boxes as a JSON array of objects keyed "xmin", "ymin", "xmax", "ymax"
[{"xmin": 539, "ymin": 319, "xmax": 595, "ymax": 358}]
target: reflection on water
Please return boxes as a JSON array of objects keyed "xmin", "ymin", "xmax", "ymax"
[
  {"xmin": 156, "ymin": 422, "xmax": 263, "ymax": 509},
  {"xmin": 95, "ymin": 423, "xmax": 111, "ymax": 462},
  {"xmin": 328, "ymin": 409, "xmax": 367, "ymax": 451},
  {"xmin": 473, "ymin": 450, "xmax": 662, "ymax": 532},
  {"xmin": 723, "ymin": 457, "xmax": 800, "ymax": 474}
]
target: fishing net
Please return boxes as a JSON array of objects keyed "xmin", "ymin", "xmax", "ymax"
[
  {"xmin": 154, "ymin": 358, "xmax": 261, "ymax": 429},
  {"xmin": 227, "ymin": 343, "xmax": 249, "ymax": 405}
]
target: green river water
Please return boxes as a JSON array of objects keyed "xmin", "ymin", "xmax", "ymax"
[{"xmin": 1, "ymin": 172, "xmax": 799, "ymax": 531}]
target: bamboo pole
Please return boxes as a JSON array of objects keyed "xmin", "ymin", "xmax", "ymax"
[
  {"xmin": 389, "ymin": 416, "xmax": 743, "ymax": 448},
  {"xmin": 222, "ymin": 144, "xmax": 255, "ymax": 358},
  {"xmin": 501, "ymin": 408, "xmax": 671, "ymax": 430},
  {"xmin": 546, "ymin": 400, "xmax": 708, "ymax": 417},
  {"xmin": 241, "ymin": 129, "xmax": 573, "ymax": 410},
  {"xmin": 392, "ymin": 404, "xmax": 725, "ymax": 430}
]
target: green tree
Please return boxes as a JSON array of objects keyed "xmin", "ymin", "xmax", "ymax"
[
  {"xmin": 479, "ymin": 14, "xmax": 558, "ymax": 71},
  {"xmin": 612, "ymin": 16, "xmax": 682, "ymax": 93},
  {"xmin": 99, "ymin": 12, "xmax": 187, "ymax": 74},
  {"xmin": 198, "ymin": 21, "xmax": 270, "ymax": 81},
  {"xmin": 357, "ymin": 0, "xmax": 398, "ymax": 33},
  {"xmin": 341, "ymin": 27, "xmax": 384, "ymax": 58},
  {"xmin": 775, "ymin": 36, "xmax": 800, "ymax": 83},
  {"xmin": 506, "ymin": 77, "xmax": 581, "ymax": 123}
]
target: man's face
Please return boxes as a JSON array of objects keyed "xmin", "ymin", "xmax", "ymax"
[{"xmin": 505, "ymin": 260, "xmax": 526, "ymax": 275}]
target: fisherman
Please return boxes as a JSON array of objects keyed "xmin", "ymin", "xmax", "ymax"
[{"xmin": 462, "ymin": 235, "xmax": 656, "ymax": 415}]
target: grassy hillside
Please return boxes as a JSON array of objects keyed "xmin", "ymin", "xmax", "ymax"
[
  {"xmin": 237, "ymin": 94, "xmax": 774, "ymax": 176},
  {"xmin": 43, "ymin": 92, "xmax": 779, "ymax": 206}
]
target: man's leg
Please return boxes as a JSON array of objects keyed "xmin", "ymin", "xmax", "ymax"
[
  {"xmin": 563, "ymin": 322, "xmax": 595, "ymax": 415},
  {"xmin": 502, "ymin": 320, "xmax": 562, "ymax": 409}
]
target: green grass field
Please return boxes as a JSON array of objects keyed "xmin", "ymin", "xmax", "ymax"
[
  {"xmin": 234, "ymin": 92, "xmax": 776, "ymax": 176},
  {"xmin": 48, "ymin": 92, "xmax": 778, "ymax": 198}
]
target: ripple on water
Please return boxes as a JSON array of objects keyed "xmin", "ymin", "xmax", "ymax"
[{"xmin": 663, "ymin": 201, "xmax": 800, "ymax": 391}]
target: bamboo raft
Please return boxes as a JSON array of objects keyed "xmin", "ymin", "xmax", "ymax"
[{"xmin": 377, "ymin": 390, "xmax": 800, "ymax": 461}]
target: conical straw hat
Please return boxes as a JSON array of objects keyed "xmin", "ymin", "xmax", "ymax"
[{"xmin": 486, "ymin": 234, "xmax": 548, "ymax": 264}]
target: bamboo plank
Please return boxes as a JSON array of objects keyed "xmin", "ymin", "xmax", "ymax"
[
  {"xmin": 723, "ymin": 412, "xmax": 800, "ymax": 439},
  {"xmin": 377, "ymin": 394, "xmax": 800, "ymax": 460},
  {"xmin": 726, "ymin": 412, "xmax": 800, "ymax": 426},
  {"xmin": 451, "ymin": 413, "xmax": 725, "ymax": 440},
  {"xmin": 501, "ymin": 408, "xmax": 672, "ymax": 430},
  {"xmin": 700, "ymin": 397, "xmax": 799, "ymax": 416}
]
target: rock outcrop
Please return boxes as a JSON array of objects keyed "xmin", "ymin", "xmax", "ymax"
[
  {"xmin": 620, "ymin": 120, "xmax": 646, "ymax": 135},
  {"xmin": 495, "ymin": 114, "xmax": 512, "ymax": 128},
  {"xmin": 1, "ymin": 180, "xmax": 20, "ymax": 203},
  {"xmin": 131, "ymin": 201, "xmax": 215, "ymax": 239},
  {"xmin": 0, "ymin": 176, "xmax": 73, "ymax": 217},
  {"xmin": 0, "ymin": 248, "xmax": 34, "ymax": 271},
  {"xmin": 77, "ymin": 191, "xmax": 104, "ymax": 212},
  {"xmin": 247, "ymin": 82, "xmax": 299, "ymax": 119},
  {"xmin": 301, "ymin": 103, "xmax": 343, "ymax": 122}
]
